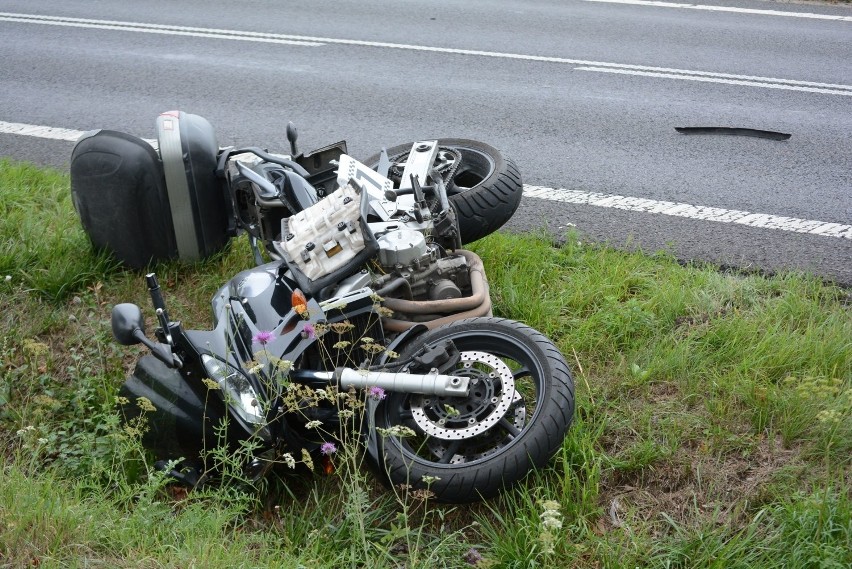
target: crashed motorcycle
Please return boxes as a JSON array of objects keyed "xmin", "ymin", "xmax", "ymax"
[{"xmin": 97, "ymin": 117, "xmax": 574, "ymax": 503}]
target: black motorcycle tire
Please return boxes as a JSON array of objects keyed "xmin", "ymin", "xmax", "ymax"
[
  {"xmin": 363, "ymin": 139, "xmax": 523, "ymax": 244},
  {"xmin": 373, "ymin": 317, "xmax": 574, "ymax": 503}
]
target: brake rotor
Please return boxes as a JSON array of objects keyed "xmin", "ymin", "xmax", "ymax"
[{"xmin": 409, "ymin": 351, "xmax": 516, "ymax": 441}]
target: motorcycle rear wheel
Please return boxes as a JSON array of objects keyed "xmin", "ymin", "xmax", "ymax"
[
  {"xmin": 373, "ymin": 317, "xmax": 574, "ymax": 503},
  {"xmin": 364, "ymin": 139, "xmax": 523, "ymax": 244}
]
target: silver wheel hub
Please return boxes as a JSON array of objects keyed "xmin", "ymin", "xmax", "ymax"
[{"xmin": 410, "ymin": 351, "xmax": 516, "ymax": 441}]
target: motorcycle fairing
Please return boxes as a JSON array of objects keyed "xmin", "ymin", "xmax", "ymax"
[{"xmin": 118, "ymin": 354, "xmax": 234, "ymax": 461}]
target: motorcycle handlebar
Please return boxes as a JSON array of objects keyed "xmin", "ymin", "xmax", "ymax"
[{"xmin": 216, "ymin": 146, "xmax": 310, "ymax": 179}]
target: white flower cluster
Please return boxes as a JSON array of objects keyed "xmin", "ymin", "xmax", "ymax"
[{"xmin": 538, "ymin": 499, "xmax": 563, "ymax": 555}]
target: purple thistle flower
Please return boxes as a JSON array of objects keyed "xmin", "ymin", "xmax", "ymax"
[
  {"xmin": 301, "ymin": 323, "xmax": 316, "ymax": 339},
  {"xmin": 252, "ymin": 330, "xmax": 275, "ymax": 346},
  {"xmin": 464, "ymin": 547, "xmax": 483, "ymax": 566},
  {"xmin": 320, "ymin": 442, "xmax": 337, "ymax": 455},
  {"xmin": 368, "ymin": 386, "xmax": 386, "ymax": 401}
]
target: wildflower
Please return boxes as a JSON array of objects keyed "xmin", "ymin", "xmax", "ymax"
[
  {"xmin": 22, "ymin": 339, "xmax": 49, "ymax": 357},
  {"xmin": 320, "ymin": 442, "xmax": 337, "ymax": 455},
  {"xmin": 376, "ymin": 306, "xmax": 394, "ymax": 318},
  {"xmin": 444, "ymin": 405, "xmax": 461, "ymax": 417},
  {"xmin": 301, "ymin": 448, "xmax": 314, "ymax": 470},
  {"xmin": 123, "ymin": 424, "xmax": 143, "ymax": 438},
  {"xmin": 115, "ymin": 396, "xmax": 130, "ymax": 405},
  {"xmin": 4, "ymin": 275, "xmax": 11, "ymax": 282},
  {"xmin": 538, "ymin": 499, "xmax": 563, "ymax": 555},
  {"xmin": 34, "ymin": 395, "xmax": 60, "ymax": 410},
  {"xmin": 333, "ymin": 340, "xmax": 351, "ymax": 350},
  {"xmin": 270, "ymin": 358, "xmax": 292, "ymax": 374},
  {"xmin": 281, "ymin": 453, "xmax": 296, "ymax": 469},
  {"xmin": 411, "ymin": 489, "xmax": 436, "ymax": 501},
  {"xmin": 294, "ymin": 303, "xmax": 308, "ymax": 316},
  {"xmin": 331, "ymin": 321, "xmax": 355, "ymax": 334},
  {"xmin": 252, "ymin": 330, "xmax": 275, "ymax": 346},
  {"xmin": 368, "ymin": 386, "xmax": 386, "ymax": 401},
  {"xmin": 817, "ymin": 409, "xmax": 842, "ymax": 424},
  {"xmin": 464, "ymin": 547, "xmax": 483, "ymax": 566},
  {"xmin": 305, "ymin": 420, "xmax": 323, "ymax": 429},
  {"xmin": 16, "ymin": 426, "xmax": 35, "ymax": 437},
  {"xmin": 421, "ymin": 475, "xmax": 441, "ymax": 485},
  {"xmin": 136, "ymin": 397, "xmax": 157, "ymax": 413},
  {"xmin": 36, "ymin": 437, "xmax": 48, "ymax": 445},
  {"xmin": 540, "ymin": 500, "xmax": 563, "ymax": 530},
  {"xmin": 202, "ymin": 378, "xmax": 220, "ymax": 390},
  {"xmin": 384, "ymin": 349, "xmax": 399, "ymax": 360},
  {"xmin": 362, "ymin": 342, "xmax": 386, "ymax": 354},
  {"xmin": 337, "ymin": 409, "xmax": 355, "ymax": 419},
  {"xmin": 301, "ymin": 323, "xmax": 316, "ymax": 339},
  {"xmin": 376, "ymin": 425, "xmax": 417, "ymax": 438}
]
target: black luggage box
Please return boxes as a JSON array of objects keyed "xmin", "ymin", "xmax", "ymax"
[{"xmin": 70, "ymin": 111, "xmax": 229, "ymax": 269}]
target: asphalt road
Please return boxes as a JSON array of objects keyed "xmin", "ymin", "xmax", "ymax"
[{"xmin": 1, "ymin": 0, "xmax": 850, "ymax": 283}]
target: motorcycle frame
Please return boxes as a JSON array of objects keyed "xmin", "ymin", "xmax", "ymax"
[{"xmin": 116, "ymin": 141, "xmax": 473, "ymax": 461}]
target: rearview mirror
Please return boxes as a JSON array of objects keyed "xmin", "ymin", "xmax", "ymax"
[{"xmin": 111, "ymin": 303, "xmax": 145, "ymax": 346}]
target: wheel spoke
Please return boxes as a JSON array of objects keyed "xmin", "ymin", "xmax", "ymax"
[
  {"xmin": 438, "ymin": 440, "xmax": 462, "ymax": 464},
  {"xmin": 499, "ymin": 417, "xmax": 521, "ymax": 438}
]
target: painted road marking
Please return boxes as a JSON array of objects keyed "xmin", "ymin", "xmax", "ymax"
[
  {"xmin": 0, "ymin": 13, "xmax": 324, "ymax": 46},
  {"xmin": 0, "ymin": 121, "xmax": 157, "ymax": 145},
  {"xmin": 574, "ymin": 67, "xmax": 852, "ymax": 96},
  {"xmin": 523, "ymin": 186, "xmax": 852, "ymax": 240},
  {"xmin": 583, "ymin": 0, "xmax": 852, "ymax": 21},
  {"xmin": 0, "ymin": 122, "xmax": 88, "ymax": 142},
  {"xmin": 1, "ymin": 12, "xmax": 850, "ymax": 96},
  {"xmin": 2, "ymin": 120, "xmax": 849, "ymax": 240}
]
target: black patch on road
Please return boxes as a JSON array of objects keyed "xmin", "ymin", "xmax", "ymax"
[{"xmin": 675, "ymin": 127, "xmax": 791, "ymax": 141}]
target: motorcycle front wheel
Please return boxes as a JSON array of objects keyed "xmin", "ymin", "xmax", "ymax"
[
  {"xmin": 373, "ymin": 317, "xmax": 574, "ymax": 503},
  {"xmin": 363, "ymin": 139, "xmax": 523, "ymax": 244}
]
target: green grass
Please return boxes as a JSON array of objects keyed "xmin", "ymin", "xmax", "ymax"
[{"xmin": 1, "ymin": 160, "xmax": 850, "ymax": 567}]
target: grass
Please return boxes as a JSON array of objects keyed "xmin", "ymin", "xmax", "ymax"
[{"xmin": 0, "ymin": 159, "xmax": 850, "ymax": 568}]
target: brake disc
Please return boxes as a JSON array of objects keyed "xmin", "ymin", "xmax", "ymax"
[{"xmin": 409, "ymin": 351, "xmax": 516, "ymax": 441}]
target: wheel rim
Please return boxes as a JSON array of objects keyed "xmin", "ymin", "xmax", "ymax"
[
  {"xmin": 388, "ymin": 145, "xmax": 496, "ymax": 197},
  {"xmin": 436, "ymin": 146, "xmax": 496, "ymax": 196},
  {"xmin": 381, "ymin": 330, "xmax": 544, "ymax": 466}
]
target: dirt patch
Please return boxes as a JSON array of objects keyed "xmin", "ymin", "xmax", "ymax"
[{"xmin": 598, "ymin": 435, "xmax": 803, "ymax": 535}]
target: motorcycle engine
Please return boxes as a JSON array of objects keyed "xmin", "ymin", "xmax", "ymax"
[{"xmin": 372, "ymin": 229, "xmax": 471, "ymax": 301}]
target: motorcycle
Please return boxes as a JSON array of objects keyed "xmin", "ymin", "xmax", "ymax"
[{"xmin": 109, "ymin": 131, "xmax": 575, "ymax": 503}]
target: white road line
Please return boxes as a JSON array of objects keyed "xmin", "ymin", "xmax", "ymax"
[
  {"xmin": 2, "ymin": 12, "xmax": 851, "ymax": 96},
  {"xmin": 583, "ymin": 0, "xmax": 852, "ymax": 21},
  {"xmin": 0, "ymin": 121, "xmax": 157, "ymax": 145},
  {"xmin": 0, "ymin": 13, "xmax": 324, "ymax": 46},
  {"xmin": 1, "ymin": 120, "xmax": 848, "ymax": 240},
  {"xmin": 0, "ymin": 121, "xmax": 88, "ymax": 142},
  {"xmin": 575, "ymin": 67, "xmax": 852, "ymax": 96},
  {"xmin": 523, "ymin": 186, "xmax": 852, "ymax": 240}
]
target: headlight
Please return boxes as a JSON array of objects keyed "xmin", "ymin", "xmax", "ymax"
[{"xmin": 201, "ymin": 354, "xmax": 267, "ymax": 431}]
